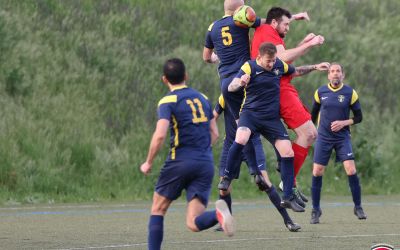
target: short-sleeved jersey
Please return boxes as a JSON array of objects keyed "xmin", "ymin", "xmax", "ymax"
[
  {"xmin": 251, "ymin": 24, "xmax": 293, "ymax": 89},
  {"xmin": 205, "ymin": 15, "xmax": 261, "ymax": 78},
  {"xmin": 157, "ymin": 86, "xmax": 214, "ymax": 161},
  {"xmin": 236, "ymin": 58, "xmax": 295, "ymax": 119},
  {"xmin": 313, "ymin": 84, "xmax": 361, "ymax": 141},
  {"xmin": 214, "ymin": 94, "xmax": 236, "ymax": 144}
]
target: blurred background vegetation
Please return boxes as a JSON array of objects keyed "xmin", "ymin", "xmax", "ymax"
[{"xmin": 0, "ymin": 0, "xmax": 399, "ymax": 205}]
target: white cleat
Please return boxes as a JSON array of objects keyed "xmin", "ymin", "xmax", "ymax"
[{"xmin": 215, "ymin": 200, "xmax": 235, "ymax": 237}]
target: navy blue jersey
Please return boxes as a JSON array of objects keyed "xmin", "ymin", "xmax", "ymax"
[
  {"xmin": 214, "ymin": 94, "xmax": 236, "ymax": 144},
  {"xmin": 236, "ymin": 59, "xmax": 295, "ymax": 119},
  {"xmin": 313, "ymin": 84, "xmax": 361, "ymax": 141},
  {"xmin": 205, "ymin": 15, "xmax": 261, "ymax": 78},
  {"xmin": 158, "ymin": 86, "xmax": 214, "ymax": 161}
]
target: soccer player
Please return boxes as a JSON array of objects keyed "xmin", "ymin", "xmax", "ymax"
[
  {"xmin": 251, "ymin": 7, "xmax": 325, "ymax": 202},
  {"xmin": 223, "ymin": 42, "xmax": 329, "ymax": 213},
  {"xmin": 310, "ymin": 63, "xmax": 366, "ymax": 224},
  {"xmin": 213, "ymin": 94, "xmax": 301, "ymax": 232},
  {"xmin": 203, "ymin": 0, "xmax": 269, "ymax": 215},
  {"xmin": 140, "ymin": 58, "xmax": 234, "ymax": 250}
]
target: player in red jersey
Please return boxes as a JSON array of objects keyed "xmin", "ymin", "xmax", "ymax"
[{"xmin": 251, "ymin": 7, "xmax": 325, "ymax": 203}]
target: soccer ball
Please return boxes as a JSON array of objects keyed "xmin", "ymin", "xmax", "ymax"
[{"xmin": 233, "ymin": 5, "xmax": 256, "ymax": 28}]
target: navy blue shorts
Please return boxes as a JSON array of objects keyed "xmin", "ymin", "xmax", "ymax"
[
  {"xmin": 155, "ymin": 159, "xmax": 214, "ymax": 206},
  {"xmin": 221, "ymin": 75, "xmax": 244, "ymax": 120},
  {"xmin": 238, "ymin": 111, "xmax": 290, "ymax": 142},
  {"xmin": 219, "ymin": 136, "xmax": 266, "ymax": 178},
  {"xmin": 313, "ymin": 138, "xmax": 355, "ymax": 166}
]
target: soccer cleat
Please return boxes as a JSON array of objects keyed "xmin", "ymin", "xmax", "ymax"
[
  {"xmin": 296, "ymin": 187, "xmax": 309, "ymax": 203},
  {"xmin": 254, "ymin": 174, "xmax": 269, "ymax": 191},
  {"xmin": 354, "ymin": 206, "xmax": 367, "ymax": 220},
  {"xmin": 280, "ymin": 195, "xmax": 305, "ymax": 212},
  {"xmin": 293, "ymin": 188, "xmax": 306, "ymax": 208},
  {"xmin": 218, "ymin": 177, "xmax": 231, "ymax": 191},
  {"xmin": 310, "ymin": 208, "xmax": 322, "ymax": 224},
  {"xmin": 285, "ymin": 220, "xmax": 301, "ymax": 232},
  {"xmin": 215, "ymin": 200, "xmax": 235, "ymax": 237},
  {"xmin": 213, "ymin": 226, "xmax": 224, "ymax": 232},
  {"xmin": 278, "ymin": 181, "xmax": 284, "ymax": 192}
]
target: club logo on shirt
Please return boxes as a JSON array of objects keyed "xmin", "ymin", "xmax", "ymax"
[
  {"xmin": 338, "ymin": 95, "xmax": 345, "ymax": 102},
  {"xmin": 273, "ymin": 69, "xmax": 280, "ymax": 75}
]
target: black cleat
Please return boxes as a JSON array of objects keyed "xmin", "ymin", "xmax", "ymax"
[
  {"xmin": 280, "ymin": 195, "xmax": 305, "ymax": 212},
  {"xmin": 293, "ymin": 188, "xmax": 306, "ymax": 208},
  {"xmin": 218, "ymin": 177, "xmax": 231, "ymax": 191},
  {"xmin": 295, "ymin": 187, "xmax": 309, "ymax": 203},
  {"xmin": 354, "ymin": 206, "xmax": 367, "ymax": 220},
  {"xmin": 310, "ymin": 208, "xmax": 322, "ymax": 224},
  {"xmin": 285, "ymin": 220, "xmax": 301, "ymax": 232},
  {"xmin": 254, "ymin": 174, "xmax": 269, "ymax": 191},
  {"xmin": 213, "ymin": 226, "xmax": 224, "ymax": 232}
]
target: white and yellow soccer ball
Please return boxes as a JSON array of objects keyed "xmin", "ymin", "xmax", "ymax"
[{"xmin": 233, "ymin": 5, "xmax": 256, "ymax": 28}]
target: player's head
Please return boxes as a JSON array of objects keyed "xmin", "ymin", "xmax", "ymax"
[
  {"xmin": 328, "ymin": 63, "xmax": 345, "ymax": 87},
  {"xmin": 163, "ymin": 58, "xmax": 186, "ymax": 85},
  {"xmin": 224, "ymin": 0, "xmax": 244, "ymax": 15},
  {"xmin": 266, "ymin": 7, "xmax": 292, "ymax": 38},
  {"xmin": 256, "ymin": 42, "xmax": 277, "ymax": 71}
]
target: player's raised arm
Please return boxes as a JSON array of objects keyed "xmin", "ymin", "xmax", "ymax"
[
  {"xmin": 277, "ymin": 35, "xmax": 325, "ymax": 63},
  {"xmin": 292, "ymin": 62, "xmax": 330, "ymax": 77},
  {"xmin": 291, "ymin": 12, "xmax": 310, "ymax": 21}
]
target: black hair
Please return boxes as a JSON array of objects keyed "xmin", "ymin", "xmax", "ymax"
[
  {"xmin": 266, "ymin": 7, "xmax": 292, "ymax": 24},
  {"xmin": 163, "ymin": 58, "xmax": 185, "ymax": 85}
]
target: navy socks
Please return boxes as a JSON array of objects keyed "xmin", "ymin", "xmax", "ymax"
[
  {"xmin": 348, "ymin": 174, "xmax": 362, "ymax": 207},
  {"xmin": 148, "ymin": 215, "xmax": 164, "ymax": 250},
  {"xmin": 311, "ymin": 175, "xmax": 323, "ymax": 209}
]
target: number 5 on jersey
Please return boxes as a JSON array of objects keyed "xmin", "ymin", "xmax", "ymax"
[
  {"xmin": 221, "ymin": 26, "xmax": 232, "ymax": 46},
  {"xmin": 186, "ymin": 98, "xmax": 208, "ymax": 123}
]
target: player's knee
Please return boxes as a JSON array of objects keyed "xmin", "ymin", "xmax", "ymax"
[
  {"xmin": 345, "ymin": 167, "xmax": 356, "ymax": 176},
  {"xmin": 235, "ymin": 137, "xmax": 248, "ymax": 145},
  {"xmin": 280, "ymin": 148, "xmax": 294, "ymax": 157},
  {"xmin": 151, "ymin": 205, "xmax": 168, "ymax": 215},
  {"xmin": 312, "ymin": 166, "xmax": 325, "ymax": 176}
]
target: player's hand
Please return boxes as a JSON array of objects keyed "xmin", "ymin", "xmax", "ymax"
[
  {"xmin": 309, "ymin": 35, "xmax": 325, "ymax": 46},
  {"xmin": 211, "ymin": 52, "xmax": 219, "ymax": 64},
  {"xmin": 315, "ymin": 62, "xmax": 330, "ymax": 71},
  {"xmin": 292, "ymin": 12, "xmax": 310, "ymax": 21},
  {"xmin": 331, "ymin": 120, "xmax": 347, "ymax": 132},
  {"xmin": 302, "ymin": 33, "xmax": 316, "ymax": 43},
  {"xmin": 240, "ymin": 74, "xmax": 250, "ymax": 86},
  {"xmin": 140, "ymin": 162, "xmax": 152, "ymax": 175}
]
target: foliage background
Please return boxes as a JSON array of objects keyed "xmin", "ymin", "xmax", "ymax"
[{"xmin": 0, "ymin": 0, "xmax": 399, "ymax": 204}]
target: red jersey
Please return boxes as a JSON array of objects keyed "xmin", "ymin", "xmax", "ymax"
[{"xmin": 251, "ymin": 24, "xmax": 294, "ymax": 90}]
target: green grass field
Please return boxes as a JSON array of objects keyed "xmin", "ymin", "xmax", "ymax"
[{"xmin": 1, "ymin": 195, "xmax": 399, "ymax": 249}]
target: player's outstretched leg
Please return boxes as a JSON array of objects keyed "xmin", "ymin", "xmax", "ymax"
[
  {"xmin": 265, "ymin": 185, "xmax": 301, "ymax": 232},
  {"xmin": 215, "ymin": 200, "xmax": 235, "ymax": 236}
]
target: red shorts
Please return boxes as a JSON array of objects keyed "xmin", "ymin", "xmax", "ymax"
[{"xmin": 280, "ymin": 85, "xmax": 311, "ymax": 129}]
